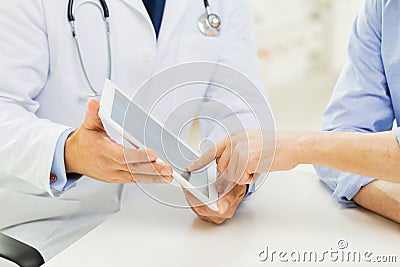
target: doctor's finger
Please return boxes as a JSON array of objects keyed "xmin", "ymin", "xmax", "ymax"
[
  {"xmin": 187, "ymin": 138, "xmax": 229, "ymax": 172},
  {"xmin": 130, "ymin": 173, "xmax": 170, "ymax": 184},
  {"xmin": 127, "ymin": 162, "xmax": 173, "ymax": 181},
  {"xmin": 123, "ymin": 148, "xmax": 158, "ymax": 163},
  {"xmin": 110, "ymin": 171, "xmax": 168, "ymax": 184}
]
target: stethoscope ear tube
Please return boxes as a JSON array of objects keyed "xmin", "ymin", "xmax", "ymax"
[
  {"xmin": 68, "ymin": 0, "xmax": 112, "ymax": 97},
  {"xmin": 67, "ymin": 0, "xmax": 74, "ymax": 21},
  {"xmin": 68, "ymin": 0, "xmax": 109, "ymax": 22},
  {"xmin": 98, "ymin": 0, "xmax": 109, "ymax": 18}
]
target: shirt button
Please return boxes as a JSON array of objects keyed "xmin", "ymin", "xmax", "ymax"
[
  {"xmin": 142, "ymin": 51, "xmax": 154, "ymax": 62},
  {"xmin": 50, "ymin": 173, "xmax": 57, "ymax": 183}
]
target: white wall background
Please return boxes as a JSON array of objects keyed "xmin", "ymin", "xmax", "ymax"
[
  {"xmin": 248, "ymin": 0, "xmax": 364, "ymax": 87},
  {"xmin": 247, "ymin": 0, "xmax": 364, "ymax": 130}
]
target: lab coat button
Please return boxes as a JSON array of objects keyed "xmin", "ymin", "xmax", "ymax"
[{"xmin": 142, "ymin": 51, "xmax": 154, "ymax": 62}]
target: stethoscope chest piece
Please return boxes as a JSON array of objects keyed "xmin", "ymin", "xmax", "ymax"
[{"xmin": 198, "ymin": 13, "xmax": 221, "ymax": 37}]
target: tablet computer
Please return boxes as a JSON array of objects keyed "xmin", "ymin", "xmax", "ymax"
[{"xmin": 99, "ymin": 80, "xmax": 219, "ymax": 212}]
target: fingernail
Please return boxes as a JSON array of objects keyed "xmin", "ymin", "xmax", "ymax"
[
  {"xmin": 219, "ymin": 200, "xmax": 229, "ymax": 214},
  {"xmin": 161, "ymin": 169, "xmax": 172, "ymax": 176}
]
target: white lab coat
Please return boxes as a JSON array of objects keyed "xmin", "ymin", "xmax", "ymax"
[{"xmin": 0, "ymin": 0, "xmax": 263, "ymax": 260}]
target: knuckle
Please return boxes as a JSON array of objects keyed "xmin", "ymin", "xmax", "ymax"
[
  {"xmin": 126, "ymin": 173, "xmax": 136, "ymax": 183},
  {"xmin": 115, "ymin": 152, "xmax": 126, "ymax": 165},
  {"xmin": 233, "ymin": 145, "xmax": 242, "ymax": 155},
  {"xmin": 237, "ymin": 142, "xmax": 247, "ymax": 152},
  {"xmin": 127, "ymin": 164, "xmax": 138, "ymax": 174}
]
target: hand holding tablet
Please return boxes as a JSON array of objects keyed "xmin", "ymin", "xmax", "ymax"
[{"xmin": 99, "ymin": 80, "xmax": 219, "ymax": 212}]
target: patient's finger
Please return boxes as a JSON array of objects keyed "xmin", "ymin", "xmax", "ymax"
[
  {"xmin": 216, "ymin": 179, "xmax": 236, "ymax": 196},
  {"xmin": 215, "ymin": 140, "xmax": 232, "ymax": 174},
  {"xmin": 187, "ymin": 138, "xmax": 229, "ymax": 172}
]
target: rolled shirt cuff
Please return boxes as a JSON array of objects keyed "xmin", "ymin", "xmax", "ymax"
[{"xmin": 315, "ymin": 166, "xmax": 375, "ymax": 208}]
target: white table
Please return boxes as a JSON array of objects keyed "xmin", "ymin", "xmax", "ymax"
[{"xmin": 45, "ymin": 167, "xmax": 399, "ymax": 267}]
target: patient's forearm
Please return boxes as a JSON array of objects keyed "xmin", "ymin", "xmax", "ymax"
[
  {"xmin": 353, "ymin": 180, "xmax": 400, "ymax": 223},
  {"xmin": 299, "ymin": 131, "xmax": 400, "ymax": 183}
]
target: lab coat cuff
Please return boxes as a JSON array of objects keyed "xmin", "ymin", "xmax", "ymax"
[{"xmin": 50, "ymin": 128, "xmax": 81, "ymax": 192}]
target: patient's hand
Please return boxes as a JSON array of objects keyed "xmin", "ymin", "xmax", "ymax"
[
  {"xmin": 353, "ymin": 180, "xmax": 400, "ymax": 223},
  {"xmin": 183, "ymin": 184, "xmax": 247, "ymax": 225}
]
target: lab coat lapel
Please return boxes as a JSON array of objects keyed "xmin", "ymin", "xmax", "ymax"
[
  {"xmin": 157, "ymin": 0, "xmax": 189, "ymax": 54},
  {"xmin": 118, "ymin": 0, "xmax": 152, "ymax": 25}
]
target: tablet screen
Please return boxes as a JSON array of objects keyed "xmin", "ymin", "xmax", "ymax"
[{"xmin": 110, "ymin": 90, "xmax": 212, "ymax": 197}]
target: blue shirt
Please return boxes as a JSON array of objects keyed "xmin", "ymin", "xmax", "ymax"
[
  {"xmin": 50, "ymin": 129, "xmax": 80, "ymax": 191},
  {"xmin": 315, "ymin": 0, "xmax": 400, "ymax": 207}
]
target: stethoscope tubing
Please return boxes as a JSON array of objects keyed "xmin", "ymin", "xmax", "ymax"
[
  {"xmin": 68, "ymin": 0, "xmax": 112, "ymax": 97},
  {"xmin": 68, "ymin": 0, "xmax": 220, "ymax": 97},
  {"xmin": 68, "ymin": 0, "xmax": 109, "ymax": 22}
]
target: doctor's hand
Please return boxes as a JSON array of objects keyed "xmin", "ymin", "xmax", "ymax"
[
  {"xmin": 64, "ymin": 99, "xmax": 173, "ymax": 184},
  {"xmin": 188, "ymin": 130, "xmax": 301, "ymax": 185},
  {"xmin": 183, "ymin": 183, "xmax": 247, "ymax": 225}
]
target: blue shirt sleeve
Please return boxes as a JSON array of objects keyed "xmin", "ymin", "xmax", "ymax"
[
  {"xmin": 317, "ymin": 0, "xmax": 394, "ymax": 207},
  {"xmin": 315, "ymin": 166, "xmax": 375, "ymax": 208},
  {"xmin": 244, "ymin": 183, "xmax": 255, "ymax": 199},
  {"xmin": 50, "ymin": 129, "xmax": 81, "ymax": 191}
]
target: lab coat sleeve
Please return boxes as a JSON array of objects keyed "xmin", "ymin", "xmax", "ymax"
[
  {"xmin": 200, "ymin": 0, "xmax": 273, "ymax": 197},
  {"xmin": 315, "ymin": 0, "xmax": 392, "ymax": 207},
  {"xmin": 0, "ymin": 1, "xmax": 72, "ymax": 196}
]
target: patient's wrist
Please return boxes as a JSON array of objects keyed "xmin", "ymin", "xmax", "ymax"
[{"xmin": 294, "ymin": 131, "xmax": 317, "ymax": 165}]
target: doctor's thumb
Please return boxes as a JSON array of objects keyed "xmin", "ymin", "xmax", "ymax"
[{"xmin": 83, "ymin": 99, "xmax": 105, "ymax": 131}]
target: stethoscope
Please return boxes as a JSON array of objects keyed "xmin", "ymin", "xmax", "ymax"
[{"xmin": 68, "ymin": 0, "xmax": 221, "ymax": 97}]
